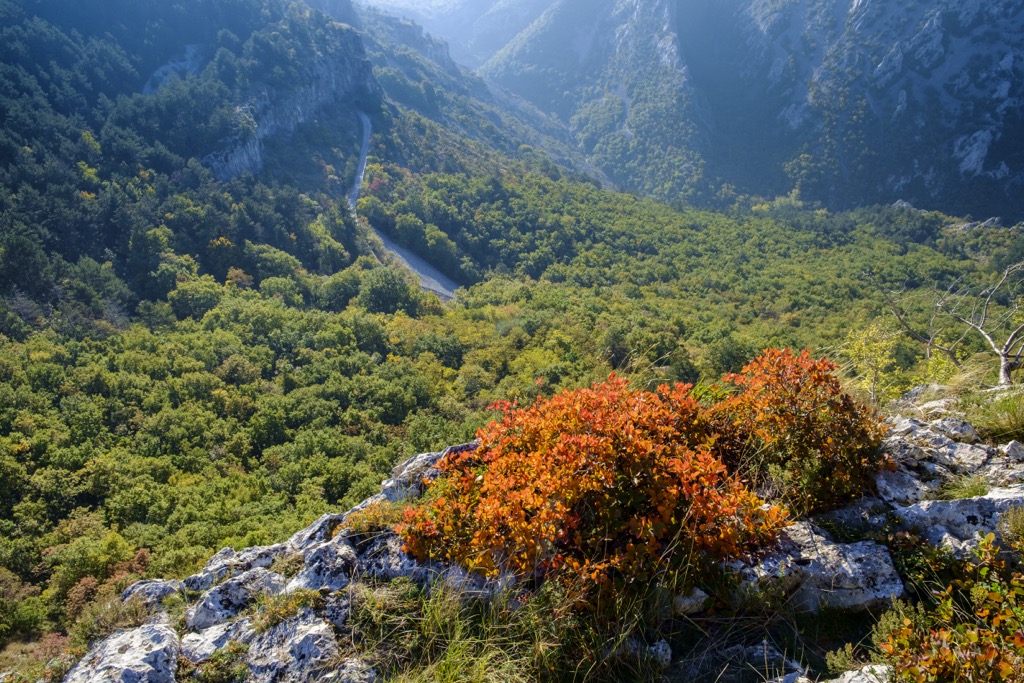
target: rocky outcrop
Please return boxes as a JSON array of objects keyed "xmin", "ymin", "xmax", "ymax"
[
  {"xmin": 245, "ymin": 609, "xmax": 367, "ymax": 683},
  {"xmin": 121, "ymin": 579, "xmax": 184, "ymax": 609},
  {"xmin": 180, "ymin": 618, "xmax": 255, "ymax": 664},
  {"xmin": 870, "ymin": 414, "xmax": 1024, "ymax": 555},
  {"xmin": 826, "ymin": 665, "xmax": 891, "ymax": 683},
  {"xmin": 59, "ymin": 409, "xmax": 1024, "ymax": 681},
  {"xmin": 461, "ymin": 0, "xmax": 1024, "ymax": 220},
  {"xmin": 184, "ymin": 544, "xmax": 291, "ymax": 593},
  {"xmin": 203, "ymin": 23, "xmax": 378, "ymax": 180},
  {"xmin": 64, "ymin": 624, "xmax": 179, "ymax": 683},
  {"xmin": 741, "ymin": 522, "xmax": 904, "ymax": 613},
  {"xmin": 58, "ymin": 445, "xmax": 472, "ymax": 683},
  {"xmin": 186, "ymin": 568, "xmax": 287, "ymax": 631}
]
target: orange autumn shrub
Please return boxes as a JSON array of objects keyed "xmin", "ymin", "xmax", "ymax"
[
  {"xmin": 709, "ymin": 348, "xmax": 886, "ymax": 514},
  {"xmin": 398, "ymin": 375, "xmax": 787, "ymax": 603}
]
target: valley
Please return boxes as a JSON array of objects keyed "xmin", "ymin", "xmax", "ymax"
[{"xmin": 1, "ymin": 0, "xmax": 1024, "ymax": 681}]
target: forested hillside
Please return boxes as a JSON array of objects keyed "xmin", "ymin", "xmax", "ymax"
[
  {"xmin": 3, "ymin": 0, "xmax": 1024, "ymax": 678},
  {"xmin": 377, "ymin": 0, "xmax": 1024, "ymax": 221}
]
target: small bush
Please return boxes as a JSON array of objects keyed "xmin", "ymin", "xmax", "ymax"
[
  {"xmin": 399, "ymin": 375, "xmax": 787, "ymax": 608},
  {"xmin": 67, "ymin": 594, "xmax": 148, "ymax": 650},
  {"xmin": 879, "ymin": 535, "xmax": 1024, "ymax": 681},
  {"xmin": 870, "ymin": 600, "xmax": 931, "ymax": 655},
  {"xmin": 710, "ymin": 349, "xmax": 886, "ymax": 514},
  {"xmin": 268, "ymin": 553, "xmax": 305, "ymax": 579},
  {"xmin": 345, "ymin": 578, "xmax": 662, "ymax": 683},
  {"xmin": 999, "ymin": 505, "xmax": 1024, "ymax": 555},
  {"xmin": 341, "ymin": 500, "xmax": 406, "ymax": 538}
]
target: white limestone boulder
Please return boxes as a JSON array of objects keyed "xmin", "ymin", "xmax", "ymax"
[
  {"xmin": 246, "ymin": 608, "xmax": 374, "ymax": 683},
  {"xmin": 63, "ymin": 624, "xmax": 179, "ymax": 683},
  {"xmin": 930, "ymin": 418, "xmax": 980, "ymax": 444},
  {"xmin": 183, "ymin": 543, "xmax": 290, "ymax": 592},
  {"xmin": 886, "ymin": 485, "xmax": 1024, "ymax": 555},
  {"xmin": 180, "ymin": 617, "xmax": 255, "ymax": 663},
  {"xmin": 743, "ymin": 523, "xmax": 904, "ymax": 613},
  {"xmin": 379, "ymin": 442, "xmax": 477, "ymax": 503},
  {"xmin": 120, "ymin": 579, "xmax": 184, "ymax": 609},
  {"xmin": 186, "ymin": 567, "xmax": 286, "ymax": 631},
  {"xmin": 288, "ymin": 534, "xmax": 359, "ymax": 592},
  {"xmin": 824, "ymin": 664, "xmax": 890, "ymax": 682}
]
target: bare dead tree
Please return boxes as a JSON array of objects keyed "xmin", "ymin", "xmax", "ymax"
[
  {"xmin": 935, "ymin": 261, "xmax": 1024, "ymax": 386},
  {"xmin": 865, "ymin": 271, "xmax": 968, "ymax": 369}
]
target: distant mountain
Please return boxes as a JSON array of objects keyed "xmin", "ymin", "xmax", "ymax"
[
  {"xmin": 380, "ymin": 0, "xmax": 1024, "ymax": 221},
  {"xmin": 355, "ymin": 0, "xmax": 551, "ymax": 67},
  {"xmin": 354, "ymin": 4, "xmax": 599, "ymax": 179}
]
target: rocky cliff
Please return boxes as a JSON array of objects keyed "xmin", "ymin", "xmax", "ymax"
[
  {"xmin": 204, "ymin": 22, "xmax": 378, "ymax": 181},
  {"xmin": 54, "ymin": 407, "xmax": 1024, "ymax": 682},
  {"xmin": 405, "ymin": 0, "xmax": 1024, "ymax": 219}
]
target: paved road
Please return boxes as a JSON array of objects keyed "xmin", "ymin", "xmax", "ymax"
[{"xmin": 350, "ymin": 112, "xmax": 459, "ymax": 301}]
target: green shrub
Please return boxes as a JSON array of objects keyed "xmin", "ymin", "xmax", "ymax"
[
  {"xmin": 878, "ymin": 535, "xmax": 1024, "ymax": 680},
  {"xmin": 67, "ymin": 595, "xmax": 148, "ymax": 650},
  {"xmin": 998, "ymin": 505, "xmax": 1024, "ymax": 555},
  {"xmin": 177, "ymin": 640, "xmax": 249, "ymax": 683}
]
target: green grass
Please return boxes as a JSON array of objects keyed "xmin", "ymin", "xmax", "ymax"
[
  {"xmin": 962, "ymin": 386, "xmax": 1024, "ymax": 442},
  {"xmin": 938, "ymin": 474, "xmax": 990, "ymax": 500},
  {"xmin": 336, "ymin": 578, "xmax": 667, "ymax": 683}
]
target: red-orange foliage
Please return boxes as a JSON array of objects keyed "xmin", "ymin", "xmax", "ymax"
[
  {"xmin": 710, "ymin": 348, "xmax": 886, "ymax": 513},
  {"xmin": 398, "ymin": 375, "xmax": 787, "ymax": 601}
]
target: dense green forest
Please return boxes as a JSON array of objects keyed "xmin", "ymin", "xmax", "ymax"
[{"xmin": 3, "ymin": 0, "xmax": 1024, "ymax": 675}]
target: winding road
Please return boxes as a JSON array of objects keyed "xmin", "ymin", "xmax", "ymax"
[{"xmin": 349, "ymin": 112, "xmax": 459, "ymax": 302}]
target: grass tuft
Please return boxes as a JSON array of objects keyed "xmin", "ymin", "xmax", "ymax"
[{"xmin": 937, "ymin": 474, "xmax": 989, "ymax": 500}]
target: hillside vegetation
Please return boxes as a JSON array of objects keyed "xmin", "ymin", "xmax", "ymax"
[{"xmin": 4, "ymin": 0, "xmax": 1024, "ymax": 679}]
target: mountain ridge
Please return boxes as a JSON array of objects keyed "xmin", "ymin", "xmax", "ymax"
[{"xmin": 372, "ymin": 0, "xmax": 1024, "ymax": 220}]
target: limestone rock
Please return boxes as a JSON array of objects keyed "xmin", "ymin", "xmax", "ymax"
[
  {"xmin": 745, "ymin": 523, "xmax": 903, "ymax": 613},
  {"xmin": 673, "ymin": 587, "xmax": 709, "ymax": 616},
  {"xmin": 355, "ymin": 532, "xmax": 427, "ymax": 583},
  {"xmin": 887, "ymin": 485, "xmax": 1024, "ymax": 555},
  {"xmin": 930, "ymin": 418, "xmax": 980, "ymax": 444},
  {"xmin": 328, "ymin": 659, "xmax": 378, "ymax": 683},
  {"xmin": 288, "ymin": 513, "xmax": 347, "ymax": 551},
  {"xmin": 288, "ymin": 535, "xmax": 359, "ymax": 592},
  {"xmin": 186, "ymin": 568, "xmax": 286, "ymax": 631},
  {"xmin": 63, "ymin": 624, "xmax": 179, "ymax": 683},
  {"xmin": 1002, "ymin": 440, "xmax": 1024, "ymax": 462},
  {"xmin": 380, "ymin": 442, "xmax": 477, "ymax": 503},
  {"xmin": 644, "ymin": 640, "xmax": 672, "ymax": 670},
  {"xmin": 323, "ymin": 593, "xmax": 351, "ymax": 630},
  {"xmin": 887, "ymin": 416, "xmax": 928, "ymax": 437},
  {"xmin": 379, "ymin": 451, "xmax": 444, "ymax": 503},
  {"xmin": 246, "ymin": 608, "xmax": 366, "ymax": 683},
  {"xmin": 120, "ymin": 579, "xmax": 183, "ymax": 609},
  {"xmin": 917, "ymin": 399, "xmax": 954, "ymax": 417},
  {"xmin": 180, "ymin": 618, "xmax": 255, "ymax": 663},
  {"xmin": 184, "ymin": 543, "xmax": 290, "ymax": 592},
  {"xmin": 824, "ymin": 664, "xmax": 890, "ymax": 682},
  {"xmin": 768, "ymin": 675, "xmax": 813, "ymax": 683},
  {"xmin": 875, "ymin": 467, "xmax": 936, "ymax": 506},
  {"xmin": 979, "ymin": 457, "xmax": 1024, "ymax": 487}
]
